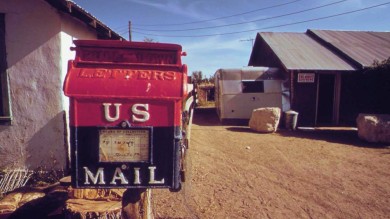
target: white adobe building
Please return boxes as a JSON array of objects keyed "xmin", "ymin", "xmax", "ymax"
[{"xmin": 0, "ymin": 0, "xmax": 123, "ymax": 171}]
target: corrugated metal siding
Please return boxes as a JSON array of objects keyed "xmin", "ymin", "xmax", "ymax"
[
  {"xmin": 309, "ymin": 30, "xmax": 390, "ymax": 68},
  {"xmin": 260, "ymin": 32, "xmax": 357, "ymax": 71}
]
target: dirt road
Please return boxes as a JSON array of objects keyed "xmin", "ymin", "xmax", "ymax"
[{"xmin": 153, "ymin": 108, "xmax": 390, "ymax": 219}]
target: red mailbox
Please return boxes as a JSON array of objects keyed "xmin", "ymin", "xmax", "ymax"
[{"xmin": 63, "ymin": 40, "xmax": 190, "ymax": 191}]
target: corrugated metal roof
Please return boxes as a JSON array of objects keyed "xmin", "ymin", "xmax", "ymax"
[
  {"xmin": 308, "ymin": 30, "xmax": 390, "ymax": 68},
  {"xmin": 259, "ymin": 32, "xmax": 357, "ymax": 71}
]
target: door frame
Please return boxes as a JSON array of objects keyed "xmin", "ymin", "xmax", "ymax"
[{"xmin": 315, "ymin": 73, "xmax": 341, "ymax": 126}]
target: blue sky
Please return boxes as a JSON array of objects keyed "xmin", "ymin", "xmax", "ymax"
[{"xmin": 72, "ymin": 0, "xmax": 390, "ymax": 77}]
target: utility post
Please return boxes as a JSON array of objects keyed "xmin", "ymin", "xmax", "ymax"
[{"xmin": 128, "ymin": 21, "xmax": 132, "ymax": 41}]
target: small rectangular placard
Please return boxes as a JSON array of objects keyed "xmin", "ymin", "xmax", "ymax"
[
  {"xmin": 297, "ymin": 73, "xmax": 315, "ymax": 83},
  {"xmin": 99, "ymin": 129, "xmax": 150, "ymax": 162}
]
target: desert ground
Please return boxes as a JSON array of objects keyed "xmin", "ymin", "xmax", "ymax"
[{"xmin": 153, "ymin": 107, "xmax": 390, "ymax": 219}]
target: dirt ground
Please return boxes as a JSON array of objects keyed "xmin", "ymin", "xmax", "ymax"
[{"xmin": 153, "ymin": 107, "xmax": 390, "ymax": 219}]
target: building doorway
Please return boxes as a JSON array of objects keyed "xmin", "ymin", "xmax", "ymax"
[{"xmin": 316, "ymin": 74, "xmax": 335, "ymax": 125}]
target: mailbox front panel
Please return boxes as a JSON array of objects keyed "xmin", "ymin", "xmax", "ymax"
[
  {"xmin": 70, "ymin": 127, "xmax": 180, "ymax": 189},
  {"xmin": 69, "ymin": 98, "xmax": 182, "ymax": 189}
]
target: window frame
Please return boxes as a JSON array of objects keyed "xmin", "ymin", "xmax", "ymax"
[
  {"xmin": 0, "ymin": 13, "xmax": 12, "ymax": 125},
  {"xmin": 242, "ymin": 80, "xmax": 265, "ymax": 93}
]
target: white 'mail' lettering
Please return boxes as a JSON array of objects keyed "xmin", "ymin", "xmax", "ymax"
[
  {"xmin": 134, "ymin": 167, "xmax": 141, "ymax": 184},
  {"xmin": 148, "ymin": 166, "xmax": 165, "ymax": 184},
  {"xmin": 84, "ymin": 167, "xmax": 105, "ymax": 185},
  {"xmin": 110, "ymin": 167, "xmax": 129, "ymax": 185},
  {"xmin": 132, "ymin": 104, "xmax": 150, "ymax": 122},
  {"xmin": 82, "ymin": 166, "xmax": 167, "ymax": 186},
  {"xmin": 103, "ymin": 103, "xmax": 121, "ymax": 122}
]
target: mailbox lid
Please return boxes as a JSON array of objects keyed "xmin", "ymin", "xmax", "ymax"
[
  {"xmin": 72, "ymin": 40, "xmax": 183, "ymax": 66},
  {"xmin": 64, "ymin": 40, "xmax": 187, "ymax": 99}
]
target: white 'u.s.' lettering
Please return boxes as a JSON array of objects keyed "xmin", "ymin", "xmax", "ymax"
[
  {"xmin": 102, "ymin": 103, "xmax": 150, "ymax": 123},
  {"xmin": 103, "ymin": 103, "xmax": 121, "ymax": 122}
]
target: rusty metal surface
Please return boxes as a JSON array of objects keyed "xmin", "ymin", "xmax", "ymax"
[
  {"xmin": 308, "ymin": 30, "xmax": 390, "ymax": 68},
  {"xmin": 259, "ymin": 32, "xmax": 357, "ymax": 71}
]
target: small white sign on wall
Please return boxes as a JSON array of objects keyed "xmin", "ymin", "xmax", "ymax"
[{"xmin": 297, "ymin": 73, "xmax": 315, "ymax": 83}]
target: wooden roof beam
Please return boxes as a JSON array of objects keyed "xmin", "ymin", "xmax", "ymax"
[{"xmin": 66, "ymin": 1, "xmax": 72, "ymax": 13}]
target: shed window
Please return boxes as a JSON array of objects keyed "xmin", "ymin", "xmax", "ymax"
[
  {"xmin": 242, "ymin": 81, "xmax": 264, "ymax": 93},
  {"xmin": 0, "ymin": 13, "xmax": 11, "ymax": 125}
]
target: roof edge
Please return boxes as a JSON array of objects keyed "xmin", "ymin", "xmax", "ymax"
[
  {"xmin": 249, "ymin": 33, "xmax": 290, "ymax": 72},
  {"xmin": 307, "ymin": 29, "xmax": 363, "ymax": 69},
  {"xmin": 44, "ymin": 0, "xmax": 125, "ymax": 40}
]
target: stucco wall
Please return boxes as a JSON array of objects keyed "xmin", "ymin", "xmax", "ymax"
[
  {"xmin": 0, "ymin": 0, "xmax": 97, "ymax": 170},
  {"xmin": 60, "ymin": 11, "xmax": 98, "ymax": 170}
]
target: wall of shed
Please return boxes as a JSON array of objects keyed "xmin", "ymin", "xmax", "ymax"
[
  {"xmin": 248, "ymin": 34, "xmax": 340, "ymax": 127},
  {"xmin": 0, "ymin": 0, "xmax": 97, "ymax": 170},
  {"xmin": 339, "ymin": 71, "xmax": 390, "ymax": 125},
  {"xmin": 291, "ymin": 71, "xmax": 317, "ymax": 127},
  {"xmin": 248, "ymin": 35, "xmax": 281, "ymax": 68}
]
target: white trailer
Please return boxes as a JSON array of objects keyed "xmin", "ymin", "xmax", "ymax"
[{"xmin": 214, "ymin": 67, "xmax": 289, "ymax": 123}]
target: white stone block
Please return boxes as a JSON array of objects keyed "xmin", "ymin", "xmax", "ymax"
[
  {"xmin": 249, "ymin": 107, "xmax": 281, "ymax": 133},
  {"xmin": 356, "ymin": 114, "xmax": 390, "ymax": 144}
]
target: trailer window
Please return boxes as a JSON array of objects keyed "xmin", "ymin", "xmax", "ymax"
[{"xmin": 242, "ymin": 81, "xmax": 264, "ymax": 93}]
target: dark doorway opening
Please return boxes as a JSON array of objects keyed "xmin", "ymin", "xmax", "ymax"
[{"xmin": 317, "ymin": 74, "xmax": 335, "ymax": 125}]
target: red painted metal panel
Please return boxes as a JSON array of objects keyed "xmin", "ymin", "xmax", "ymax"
[
  {"xmin": 68, "ymin": 99, "xmax": 181, "ymax": 127},
  {"xmin": 64, "ymin": 64, "xmax": 184, "ymax": 99},
  {"xmin": 64, "ymin": 40, "xmax": 187, "ymax": 127}
]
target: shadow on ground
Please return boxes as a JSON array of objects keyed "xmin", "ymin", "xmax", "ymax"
[
  {"xmin": 192, "ymin": 107, "xmax": 221, "ymax": 126},
  {"xmin": 192, "ymin": 107, "xmax": 389, "ymax": 149},
  {"xmin": 278, "ymin": 129, "xmax": 389, "ymax": 149}
]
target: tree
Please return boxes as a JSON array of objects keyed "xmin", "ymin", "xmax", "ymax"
[
  {"xmin": 207, "ymin": 75, "xmax": 215, "ymax": 84},
  {"xmin": 191, "ymin": 71, "xmax": 216, "ymax": 84},
  {"xmin": 362, "ymin": 57, "xmax": 390, "ymax": 114},
  {"xmin": 369, "ymin": 57, "xmax": 390, "ymax": 73},
  {"xmin": 191, "ymin": 71, "xmax": 203, "ymax": 84}
]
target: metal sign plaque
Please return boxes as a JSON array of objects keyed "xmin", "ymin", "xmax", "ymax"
[
  {"xmin": 297, "ymin": 73, "xmax": 315, "ymax": 83},
  {"xmin": 99, "ymin": 129, "xmax": 151, "ymax": 162}
]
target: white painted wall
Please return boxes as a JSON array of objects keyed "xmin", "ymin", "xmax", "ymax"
[
  {"xmin": 0, "ymin": 0, "xmax": 97, "ymax": 170},
  {"xmin": 60, "ymin": 13, "xmax": 97, "ymax": 170}
]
